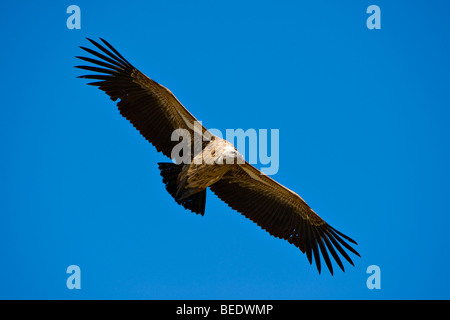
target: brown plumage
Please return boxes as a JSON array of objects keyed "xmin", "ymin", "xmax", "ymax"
[{"xmin": 76, "ymin": 38, "xmax": 360, "ymax": 275}]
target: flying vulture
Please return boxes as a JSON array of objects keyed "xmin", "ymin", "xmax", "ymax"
[{"xmin": 75, "ymin": 38, "xmax": 360, "ymax": 275}]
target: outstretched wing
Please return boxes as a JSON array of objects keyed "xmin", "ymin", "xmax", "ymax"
[
  {"xmin": 75, "ymin": 38, "xmax": 211, "ymax": 159},
  {"xmin": 210, "ymin": 163, "xmax": 360, "ymax": 275}
]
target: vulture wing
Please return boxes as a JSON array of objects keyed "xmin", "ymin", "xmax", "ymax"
[
  {"xmin": 210, "ymin": 162, "xmax": 360, "ymax": 275},
  {"xmin": 75, "ymin": 38, "xmax": 211, "ymax": 159}
]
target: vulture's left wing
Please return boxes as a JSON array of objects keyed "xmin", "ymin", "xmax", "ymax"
[
  {"xmin": 75, "ymin": 38, "xmax": 211, "ymax": 159},
  {"xmin": 210, "ymin": 162, "xmax": 360, "ymax": 275}
]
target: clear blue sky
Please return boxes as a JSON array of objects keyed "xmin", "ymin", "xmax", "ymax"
[{"xmin": 1, "ymin": 1, "xmax": 449, "ymax": 299}]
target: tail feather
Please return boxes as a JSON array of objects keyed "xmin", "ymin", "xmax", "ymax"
[{"xmin": 158, "ymin": 162, "xmax": 207, "ymax": 215}]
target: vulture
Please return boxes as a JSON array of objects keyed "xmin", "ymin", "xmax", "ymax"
[{"xmin": 75, "ymin": 38, "xmax": 360, "ymax": 275}]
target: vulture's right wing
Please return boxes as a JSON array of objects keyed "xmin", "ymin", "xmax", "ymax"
[{"xmin": 210, "ymin": 163, "xmax": 360, "ymax": 275}]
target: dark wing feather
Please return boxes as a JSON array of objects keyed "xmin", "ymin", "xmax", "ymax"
[
  {"xmin": 209, "ymin": 163, "xmax": 360, "ymax": 275},
  {"xmin": 75, "ymin": 38, "xmax": 211, "ymax": 159}
]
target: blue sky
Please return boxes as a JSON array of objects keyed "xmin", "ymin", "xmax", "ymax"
[{"xmin": 1, "ymin": 0, "xmax": 450, "ymax": 299}]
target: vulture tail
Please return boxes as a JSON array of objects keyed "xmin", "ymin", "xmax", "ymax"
[{"xmin": 158, "ymin": 163, "xmax": 207, "ymax": 216}]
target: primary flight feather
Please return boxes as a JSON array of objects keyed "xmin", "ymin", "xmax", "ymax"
[{"xmin": 76, "ymin": 38, "xmax": 360, "ymax": 275}]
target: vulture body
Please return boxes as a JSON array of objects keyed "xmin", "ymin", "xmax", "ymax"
[{"xmin": 76, "ymin": 38, "xmax": 360, "ymax": 275}]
